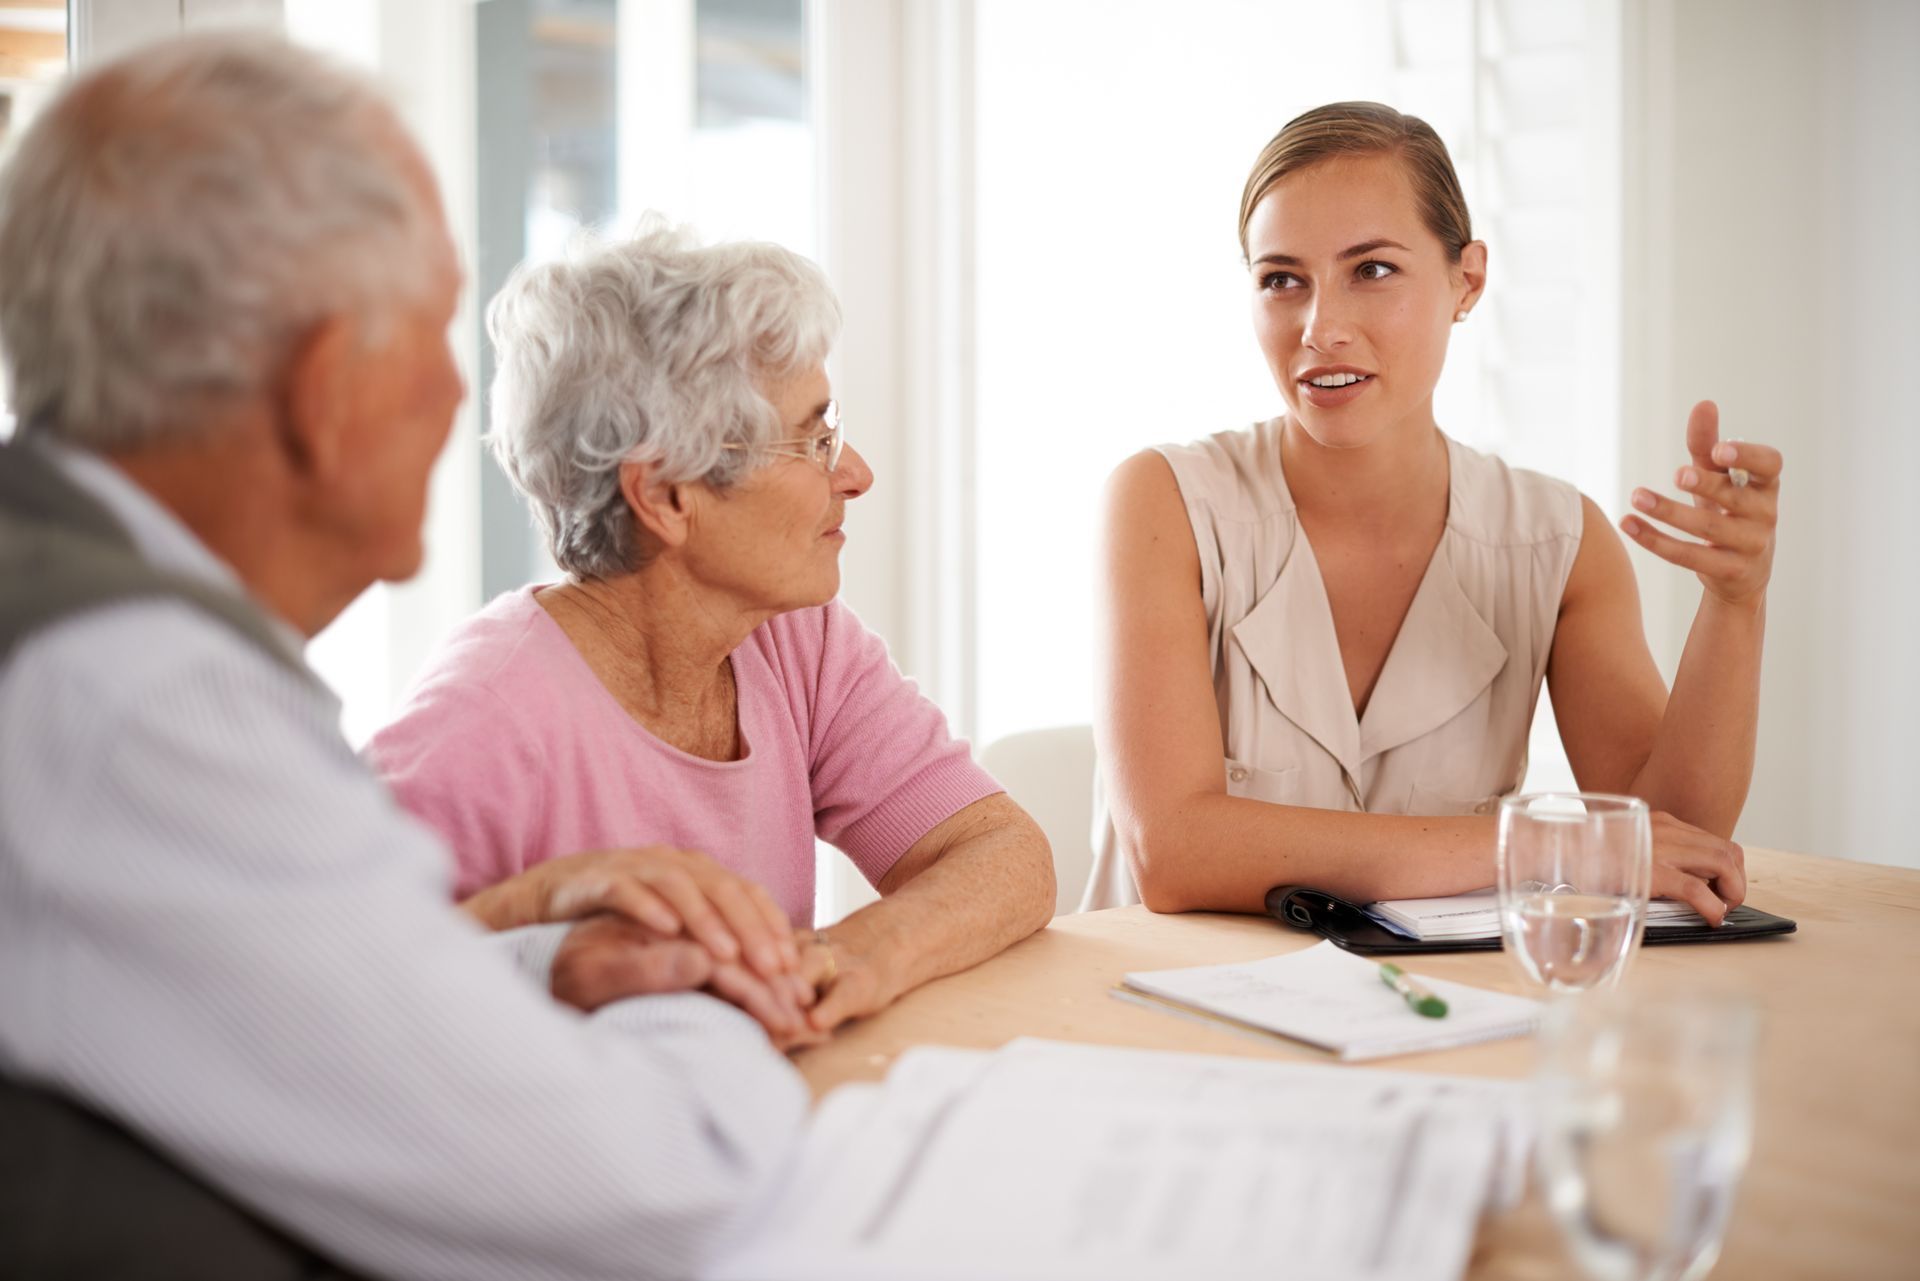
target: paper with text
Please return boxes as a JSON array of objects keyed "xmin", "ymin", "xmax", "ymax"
[
  {"xmin": 1122, "ymin": 940, "xmax": 1542, "ymax": 1060},
  {"xmin": 706, "ymin": 1039, "xmax": 1531, "ymax": 1281}
]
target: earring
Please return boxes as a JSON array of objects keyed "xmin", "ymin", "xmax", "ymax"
[{"xmin": 1454, "ymin": 309, "xmax": 1468, "ymax": 323}]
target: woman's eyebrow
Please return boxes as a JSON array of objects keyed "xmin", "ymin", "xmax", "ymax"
[
  {"xmin": 1253, "ymin": 238, "xmax": 1411, "ymax": 267},
  {"xmin": 1339, "ymin": 238, "xmax": 1410, "ymax": 260},
  {"xmin": 790, "ymin": 400, "xmax": 832, "ymax": 431}
]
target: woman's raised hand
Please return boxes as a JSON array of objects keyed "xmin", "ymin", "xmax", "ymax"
[
  {"xmin": 461, "ymin": 845, "xmax": 802, "ymax": 986},
  {"xmin": 1620, "ymin": 400, "xmax": 1781, "ymax": 608}
]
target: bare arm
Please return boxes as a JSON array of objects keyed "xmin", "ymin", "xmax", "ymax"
[
  {"xmin": 808, "ymin": 792, "xmax": 1053, "ymax": 1030},
  {"xmin": 1094, "ymin": 449, "xmax": 1495, "ymax": 914},
  {"xmin": 1614, "ymin": 403, "xmax": 1777, "ymax": 834},
  {"xmin": 1549, "ymin": 491, "xmax": 1765, "ymax": 832},
  {"xmin": 1547, "ymin": 404, "xmax": 1776, "ymax": 924}
]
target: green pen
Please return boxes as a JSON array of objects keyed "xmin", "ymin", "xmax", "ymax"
[{"xmin": 1379, "ymin": 962, "xmax": 1448, "ymax": 1018}]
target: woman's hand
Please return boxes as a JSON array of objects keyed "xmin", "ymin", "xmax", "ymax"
[
  {"xmin": 1651, "ymin": 810, "xmax": 1747, "ymax": 925},
  {"xmin": 1620, "ymin": 400, "xmax": 1781, "ymax": 609},
  {"xmin": 796, "ymin": 928, "xmax": 900, "ymax": 1035},
  {"xmin": 551, "ymin": 914, "xmax": 825, "ymax": 1051},
  {"xmin": 461, "ymin": 845, "xmax": 801, "ymax": 985}
]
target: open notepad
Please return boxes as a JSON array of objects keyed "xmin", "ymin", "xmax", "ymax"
[
  {"xmin": 1366, "ymin": 889, "xmax": 1704, "ymax": 942},
  {"xmin": 1120, "ymin": 940, "xmax": 1541, "ymax": 1061}
]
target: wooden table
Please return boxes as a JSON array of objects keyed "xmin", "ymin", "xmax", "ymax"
[{"xmin": 794, "ymin": 848, "xmax": 1920, "ymax": 1280}]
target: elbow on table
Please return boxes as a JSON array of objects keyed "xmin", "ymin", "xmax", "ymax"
[
  {"xmin": 991, "ymin": 803, "xmax": 1057, "ymax": 931},
  {"xmin": 1122, "ymin": 821, "xmax": 1204, "ymax": 915},
  {"xmin": 1020, "ymin": 828, "xmax": 1059, "ymax": 931}
]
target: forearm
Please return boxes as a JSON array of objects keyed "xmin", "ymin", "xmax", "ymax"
[
  {"xmin": 827, "ymin": 810, "xmax": 1053, "ymax": 1003},
  {"xmin": 1122, "ymin": 793, "xmax": 1497, "ymax": 913},
  {"xmin": 1628, "ymin": 592, "xmax": 1765, "ymax": 836}
]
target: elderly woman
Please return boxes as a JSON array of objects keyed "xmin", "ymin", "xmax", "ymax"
[{"xmin": 370, "ymin": 225, "xmax": 1053, "ymax": 1045}]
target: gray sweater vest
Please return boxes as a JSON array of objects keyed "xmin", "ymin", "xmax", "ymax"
[
  {"xmin": 0, "ymin": 434, "xmax": 305, "ymax": 677},
  {"xmin": 0, "ymin": 435, "xmax": 362, "ymax": 1279}
]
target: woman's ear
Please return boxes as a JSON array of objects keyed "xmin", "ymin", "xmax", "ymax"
[
  {"xmin": 620, "ymin": 459, "xmax": 694, "ymax": 551},
  {"xmin": 1456, "ymin": 240, "xmax": 1488, "ymax": 317}
]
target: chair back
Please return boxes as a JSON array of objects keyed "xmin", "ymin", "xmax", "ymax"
[{"xmin": 979, "ymin": 724, "xmax": 1098, "ymax": 916}]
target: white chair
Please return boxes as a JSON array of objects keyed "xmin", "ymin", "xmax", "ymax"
[{"xmin": 979, "ymin": 724, "xmax": 1098, "ymax": 917}]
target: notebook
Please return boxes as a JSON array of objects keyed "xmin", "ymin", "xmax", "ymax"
[
  {"xmin": 1119, "ymin": 940, "xmax": 1542, "ymax": 1061},
  {"xmin": 1366, "ymin": 888, "xmax": 1705, "ymax": 941},
  {"xmin": 1267, "ymin": 885, "xmax": 1799, "ymax": 955}
]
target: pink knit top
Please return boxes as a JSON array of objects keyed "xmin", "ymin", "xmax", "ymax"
[{"xmin": 368, "ymin": 587, "xmax": 1001, "ymax": 924}]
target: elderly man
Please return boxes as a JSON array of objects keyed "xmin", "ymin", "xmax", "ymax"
[{"xmin": 0, "ymin": 34, "xmax": 809, "ymax": 1281}]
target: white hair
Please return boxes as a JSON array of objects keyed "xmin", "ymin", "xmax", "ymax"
[
  {"xmin": 0, "ymin": 32, "xmax": 439, "ymax": 449},
  {"xmin": 486, "ymin": 220, "xmax": 841, "ymax": 579}
]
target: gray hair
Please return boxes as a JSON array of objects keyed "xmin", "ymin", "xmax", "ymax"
[
  {"xmin": 486, "ymin": 220, "xmax": 841, "ymax": 580},
  {"xmin": 0, "ymin": 33, "xmax": 439, "ymax": 449}
]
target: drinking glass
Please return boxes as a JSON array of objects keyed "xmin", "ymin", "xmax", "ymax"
[
  {"xmin": 1497, "ymin": 793, "xmax": 1652, "ymax": 993},
  {"xmin": 1537, "ymin": 993, "xmax": 1758, "ymax": 1281}
]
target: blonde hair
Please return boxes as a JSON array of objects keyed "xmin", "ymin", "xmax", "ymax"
[{"xmin": 1237, "ymin": 101, "xmax": 1473, "ymax": 264}]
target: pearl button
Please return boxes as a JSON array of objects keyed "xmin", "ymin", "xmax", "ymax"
[{"xmin": 1228, "ymin": 766, "xmax": 1249, "ymax": 783}]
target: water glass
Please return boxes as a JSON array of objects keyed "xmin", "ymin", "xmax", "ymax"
[
  {"xmin": 1536, "ymin": 993, "xmax": 1758, "ymax": 1281},
  {"xmin": 1497, "ymin": 793, "xmax": 1652, "ymax": 993}
]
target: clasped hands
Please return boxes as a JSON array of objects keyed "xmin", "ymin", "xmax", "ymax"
[{"xmin": 462, "ymin": 846, "xmax": 893, "ymax": 1050}]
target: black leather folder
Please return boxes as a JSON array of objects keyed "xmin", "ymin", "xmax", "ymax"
[{"xmin": 1265, "ymin": 885, "xmax": 1798, "ymax": 955}]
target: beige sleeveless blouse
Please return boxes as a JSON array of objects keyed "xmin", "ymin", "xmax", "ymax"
[{"xmin": 1084, "ymin": 419, "xmax": 1583, "ymax": 911}]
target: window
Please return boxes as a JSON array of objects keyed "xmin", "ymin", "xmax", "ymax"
[
  {"xmin": 294, "ymin": 0, "xmax": 814, "ymax": 747},
  {"xmin": 966, "ymin": 0, "xmax": 1616, "ymax": 793}
]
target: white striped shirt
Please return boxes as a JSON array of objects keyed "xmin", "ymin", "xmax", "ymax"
[{"xmin": 0, "ymin": 439, "xmax": 809, "ymax": 1280}]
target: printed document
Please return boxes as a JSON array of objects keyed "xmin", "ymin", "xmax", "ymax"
[
  {"xmin": 1122, "ymin": 940, "xmax": 1542, "ymax": 1060},
  {"xmin": 706, "ymin": 1038, "xmax": 1530, "ymax": 1281}
]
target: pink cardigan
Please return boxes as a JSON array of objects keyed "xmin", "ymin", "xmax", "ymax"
[{"xmin": 368, "ymin": 588, "xmax": 1001, "ymax": 924}]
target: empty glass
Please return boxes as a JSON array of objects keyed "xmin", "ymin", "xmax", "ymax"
[
  {"xmin": 1497, "ymin": 793, "xmax": 1652, "ymax": 993},
  {"xmin": 1537, "ymin": 993, "xmax": 1758, "ymax": 1281}
]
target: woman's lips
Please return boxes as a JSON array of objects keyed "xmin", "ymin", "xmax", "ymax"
[{"xmin": 1298, "ymin": 374, "xmax": 1375, "ymax": 408}]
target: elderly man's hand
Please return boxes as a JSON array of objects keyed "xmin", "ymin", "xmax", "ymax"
[
  {"xmin": 549, "ymin": 914, "xmax": 713, "ymax": 1012},
  {"xmin": 463, "ymin": 845, "xmax": 801, "ymax": 986},
  {"xmin": 551, "ymin": 914, "xmax": 826, "ymax": 1051}
]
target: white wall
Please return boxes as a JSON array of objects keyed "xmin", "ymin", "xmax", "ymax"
[{"xmin": 1626, "ymin": 0, "xmax": 1920, "ymax": 867}]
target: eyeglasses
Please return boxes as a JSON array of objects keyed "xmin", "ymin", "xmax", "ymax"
[{"xmin": 722, "ymin": 400, "xmax": 844, "ymax": 473}]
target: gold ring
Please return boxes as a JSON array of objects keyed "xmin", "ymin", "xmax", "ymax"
[{"xmin": 813, "ymin": 930, "xmax": 838, "ymax": 986}]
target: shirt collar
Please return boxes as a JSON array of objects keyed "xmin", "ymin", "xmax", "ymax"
[{"xmin": 30, "ymin": 433, "xmax": 309, "ymax": 657}]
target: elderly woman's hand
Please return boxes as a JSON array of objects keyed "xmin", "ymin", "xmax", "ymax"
[
  {"xmin": 797, "ymin": 929, "xmax": 903, "ymax": 1035},
  {"xmin": 462, "ymin": 845, "xmax": 802, "ymax": 986},
  {"xmin": 1620, "ymin": 401, "xmax": 1781, "ymax": 608},
  {"xmin": 552, "ymin": 914, "xmax": 827, "ymax": 1051}
]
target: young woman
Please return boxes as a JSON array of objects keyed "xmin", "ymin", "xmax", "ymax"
[{"xmin": 1088, "ymin": 102, "xmax": 1779, "ymax": 923}]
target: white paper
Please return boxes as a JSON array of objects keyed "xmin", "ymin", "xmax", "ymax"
[
  {"xmin": 1122, "ymin": 940, "xmax": 1542, "ymax": 1061},
  {"xmin": 1366, "ymin": 889, "xmax": 1705, "ymax": 941},
  {"xmin": 705, "ymin": 1038, "xmax": 1531, "ymax": 1281}
]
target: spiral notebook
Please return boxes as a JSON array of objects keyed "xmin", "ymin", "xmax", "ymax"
[{"xmin": 1267, "ymin": 885, "xmax": 1798, "ymax": 955}]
